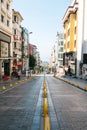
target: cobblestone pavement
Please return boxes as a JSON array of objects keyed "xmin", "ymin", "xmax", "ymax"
[
  {"xmin": 47, "ymin": 76, "xmax": 87, "ymax": 130},
  {"xmin": 0, "ymin": 76, "xmax": 43, "ymax": 130}
]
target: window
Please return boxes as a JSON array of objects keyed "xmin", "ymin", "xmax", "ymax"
[
  {"xmin": 67, "ymin": 41, "xmax": 70, "ymax": 48},
  {"xmin": 74, "ymin": 27, "xmax": 77, "ymax": 34},
  {"xmin": 83, "ymin": 54, "xmax": 87, "ymax": 64},
  {"xmin": 7, "ymin": 3, "xmax": 9, "ymax": 10},
  {"xmin": 7, "ymin": 20, "xmax": 9, "ymax": 26},
  {"xmin": 74, "ymin": 40, "xmax": 76, "ymax": 48},
  {"xmin": 1, "ymin": 0, "xmax": 3, "ymax": 3},
  {"xmin": 75, "ymin": 14, "xmax": 77, "ymax": 20},
  {"xmin": 14, "ymin": 29, "xmax": 18, "ymax": 35},
  {"xmin": 64, "ymin": 34, "xmax": 66, "ymax": 39},
  {"xmin": 14, "ymin": 42, "xmax": 17, "ymax": 48},
  {"xmin": 64, "ymin": 44, "xmax": 66, "ymax": 49},
  {"xmin": 59, "ymin": 47, "xmax": 63, "ymax": 52},
  {"xmin": 61, "ymin": 41, "xmax": 63, "ymax": 45},
  {"xmin": 68, "ymin": 29, "xmax": 70, "ymax": 36},
  {"xmin": 14, "ymin": 16, "xmax": 18, "ymax": 23},
  {"xmin": 1, "ymin": 15, "xmax": 4, "ymax": 23}
]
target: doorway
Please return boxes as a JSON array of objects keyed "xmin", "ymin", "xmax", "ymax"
[{"xmin": 4, "ymin": 61, "xmax": 10, "ymax": 76}]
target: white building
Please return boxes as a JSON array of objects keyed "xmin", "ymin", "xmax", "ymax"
[
  {"xmin": 50, "ymin": 32, "xmax": 64, "ymax": 73},
  {"xmin": 0, "ymin": 0, "xmax": 12, "ymax": 79},
  {"xmin": 77, "ymin": 0, "xmax": 87, "ymax": 78}
]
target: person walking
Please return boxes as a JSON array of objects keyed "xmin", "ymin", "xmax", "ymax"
[{"xmin": 17, "ymin": 70, "xmax": 21, "ymax": 80}]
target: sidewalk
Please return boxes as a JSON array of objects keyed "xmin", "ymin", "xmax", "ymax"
[
  {"xmin": 55, "ymin": 74, "xmax": 87, "ymax": 91},
  {"xmin": 0, "ymin": 75, "xmax": 36, "ymax": 94}
]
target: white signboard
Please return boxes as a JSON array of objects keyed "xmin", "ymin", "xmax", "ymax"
[{"xmin": 1, "ymin": 41, "xmax": 8, "ymax": 57}]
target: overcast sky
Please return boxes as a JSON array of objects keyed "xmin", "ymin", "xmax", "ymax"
[{"xmin": 12, "ymin": 0, "xmax": 72, "ymax": 62}]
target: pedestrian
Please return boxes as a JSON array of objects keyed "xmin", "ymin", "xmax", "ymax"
[
  {"xmin": 68, "ymin": 66, "xmax": 71, "ymax": 76},
  {"xmin": 17, "ymin": 70, "xmax": 21, "ymax": 80}
]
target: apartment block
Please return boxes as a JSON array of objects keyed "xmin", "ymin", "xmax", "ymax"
[
  {"xmin": 0, "ymin": 0, "xmax": 12, "ymax": 79},
  {"xmin": 77, "ymin": 0, "xmax": 87, "ymax": 78},
  {"xmin": 12, "ymin": 9, "xmax": 23, "ymax": 71},
  {"xmin": 63, "ymin": 0, "xmax": 78, "ymax": 75}
]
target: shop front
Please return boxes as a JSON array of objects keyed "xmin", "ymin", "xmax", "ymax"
[
  {"xmin": 0, "ymin": 31, "xmax": 11, "ymax": 79},
  {"xmin": 63, "ymin": 52, "xmax": 77, "ymax": 75}
]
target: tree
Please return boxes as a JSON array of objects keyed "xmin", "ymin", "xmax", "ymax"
[{"xmin": 29, "ymin": 54, "xmax": 36, "ymax": 70}]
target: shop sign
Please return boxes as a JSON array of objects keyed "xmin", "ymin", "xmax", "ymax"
[{"xmin": 1, "ymin": 41, "xmax": 8, "ymax": 57}]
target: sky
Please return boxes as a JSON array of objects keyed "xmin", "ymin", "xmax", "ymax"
[{"xmin": 12, "ymin": 0, "xmax": 72, "ymax": 62}]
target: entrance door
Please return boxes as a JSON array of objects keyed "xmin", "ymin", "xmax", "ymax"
[{"xmin": 4, "ymin": 62, "xmax": 10, "ymax": 76}]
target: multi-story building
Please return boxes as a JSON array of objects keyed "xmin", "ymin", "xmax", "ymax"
[
  {"xmin": 0, "ymin": 0, "xmax": 12, "ymax": 79},
  {"xmin": 50, "ymin": 32, "xmax": 64, "ymax": 73},
  {"xmin": 21, "ymin": 27, "xmax": 29, "ymax": 71},
  {"xmin": 50, "ymin": 45, "xmax": 56, "ymax": 73},
  {"xmin": 29, "ymin": 44, "xmax": 41, "ymax": 68},
  {"xmin": 63, "ymin": 0, "xmax": 78, "ymax": 75},
  {"xmin": 12, "ymin": 9, "xmax": 23, "ymax": 71},
  {"xmin": 77, "ymin": 0, "xmax": 87, "ymax": 78},
  {"xmin": 57, "ymin": 33, "xmax": 64, "ymax": 69},
  {"xmin": 29, "ymin": 44, "xmax": 33, "ymax": 55}
]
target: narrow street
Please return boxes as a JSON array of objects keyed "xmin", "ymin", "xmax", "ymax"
[{"xmin": 0, "ymin": 75, "xmax": 87, "ymax": 130}]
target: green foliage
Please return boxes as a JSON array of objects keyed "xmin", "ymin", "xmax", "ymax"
[{"xmin": 29, "ymin": 54, "xmax": 36, "ymax": 70}]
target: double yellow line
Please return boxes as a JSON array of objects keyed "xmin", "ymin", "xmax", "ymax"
[{"xmin": 42, "ymin": 75, "xmax": 50, "ymax": 130}]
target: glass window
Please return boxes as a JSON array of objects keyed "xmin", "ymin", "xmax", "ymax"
[
  {"xmin": 7, "ymin": 20, "xmax": 9, "ymax": 26},
  {"xmin": 14, "ymin": 29, "xmax": 18, "ymax": 35},
  {"xmin": 14, "ymin": 16, "xmax": 18, "ymax": 23},
  {"xmin": 1, "ymin": 0, "xmax": 3, "ymax": 3},
  {"xmin": 61, "ymin": 41, "xmax": 63, "ymax": 45},
  {"xmin": 7, "ymin": 3, "xmax": 9, "ymax": 10},
  {"xmin": 14, "ymin": 42, "xmax": 17, "ymax": 48},
  {"xmin": 1, "ymin": 15, "xmax": 4, "ymax": 23}
]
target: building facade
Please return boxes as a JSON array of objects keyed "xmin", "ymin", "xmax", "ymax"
[
  {"xmin": 77, "ymin": 0, "xmax": 87, "ymax": 78},
  {"xmin": 12, "ymin": 9, "xmax": 23, "ymax": 71},
  {"xmin": 0, "ymin": 0, "xmax": 12, "ymax": 79},
  {"xmin": 57, "ymin": 33, "xmax": 64, "ymax": 69},
  {"xmin": 21, "ymin": 27, "xmax": 29, "ymax": 71},
  {"xmin": 63, "ymin": 0, "xmax": 78, "ymax": 75}
]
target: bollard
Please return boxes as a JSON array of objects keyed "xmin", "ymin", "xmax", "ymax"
[
  {"xmin": 2, "ymin": 86, "xmax": 6, "ymax": 91},
  {"xmin": 15, "ymin": 82, "xmax": 18, "ymax": 85},
  {"xmin": 84, "ymin": 86, "xmax": 87, "ymax": 91},
  {"xmin": 77, "ymin": 84, "xmax": 80, "ymax": 88},
  {"xmin": 43, "ymin": 88, "xmax": 47, "ymax": 98},
  {"xmin": 43, "ymin": 83, "xmax": 46, "ymax": 89},
  {"xmin": 9, "ymin": 83, "xmax": 13, "ymax": 87},
  {"xmin": 43, "ymin": 98, "xmax": 48, "ymax": 117}
]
